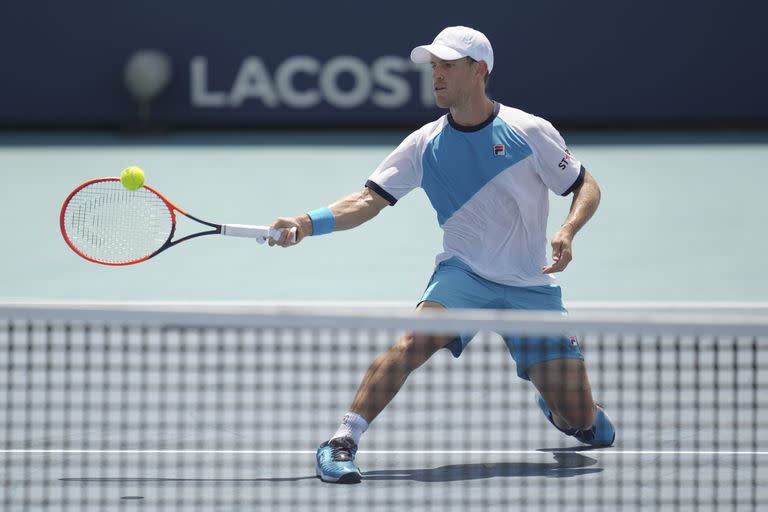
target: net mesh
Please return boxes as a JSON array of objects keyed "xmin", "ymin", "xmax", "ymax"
[
  {"xmin": 61, "ymin": 180, "xmax": 173, "ymax": 264},
  {"xmin": 1, "ymin": 303, "xmax": 766, "ymax": 511}
]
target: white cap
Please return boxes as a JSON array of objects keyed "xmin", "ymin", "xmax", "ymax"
[{"xmin": 410, "ymin": 26, "xmax": 494, "ymax": 74}]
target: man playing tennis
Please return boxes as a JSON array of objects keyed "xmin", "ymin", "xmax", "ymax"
[{"xmin": 270, "ymin": 25, "xmax": 615, "ymax": 484}]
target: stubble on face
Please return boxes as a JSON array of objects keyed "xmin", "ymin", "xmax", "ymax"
[{"xmin": 431, "ymin": 57, "xmax": 476, "ymax": 109}]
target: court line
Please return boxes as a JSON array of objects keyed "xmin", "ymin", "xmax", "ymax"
[{"xmin": 2, "ymin": 450, "xmax": 766, "ymax": 456}]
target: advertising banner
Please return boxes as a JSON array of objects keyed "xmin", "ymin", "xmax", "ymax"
[{"xmin": 1, "ymin": 1, "xmax": 765, "ymax": 129}]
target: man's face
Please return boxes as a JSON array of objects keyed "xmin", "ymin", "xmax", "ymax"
[{"xmin": 430, "ymin": 56, "xmax": 479, "ymax": 108}]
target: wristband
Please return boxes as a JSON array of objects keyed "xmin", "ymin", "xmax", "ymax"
[{"xmin": 306, "ymin": 207, "xmax": 335, "ymax": 235}]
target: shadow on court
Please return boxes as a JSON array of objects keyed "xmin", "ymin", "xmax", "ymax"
[
  {"xmin": 364, "ymin": 452, "xmax": 602, "ymax": 482},
  {"xmin": 57, "ymin": 453, "xmax": 601, "ymax": 485},
  {"xmin": 60, "ymin": 476, "xmax": 317, "ymax": 484},
  {"xmin": 537, "ymin": 445, "xmax": 616, "ymax": 453}
]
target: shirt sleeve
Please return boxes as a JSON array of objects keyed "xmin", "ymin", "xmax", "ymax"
[
  {"xmin": 365, "ymin": 129, "xmax": 424, "ymax": 206},
  {"xmin": 529, "ymin": 118, "xmax": 584, "ymax": 196}
]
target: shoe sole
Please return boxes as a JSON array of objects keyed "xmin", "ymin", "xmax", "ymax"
[{"xmin": 315, "ymin": 464, "xmax": 362, "ymax": 484}]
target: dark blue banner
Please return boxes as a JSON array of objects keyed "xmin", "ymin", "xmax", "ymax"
[{"xmin": 1, "ymin": 1, "xmax": 766, "ymax": 128}]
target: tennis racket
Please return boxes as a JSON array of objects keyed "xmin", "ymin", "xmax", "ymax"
[{"xmin": 60, "ymin": 178, "xmax": 294, "ymax": 266}]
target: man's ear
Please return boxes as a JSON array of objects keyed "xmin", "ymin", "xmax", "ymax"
[{"xmin": 476, "ymin": 60, "xmax": 489, "ymax": 79}]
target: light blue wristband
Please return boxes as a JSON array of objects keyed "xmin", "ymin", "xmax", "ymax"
[{"xmin": 307, "ymin": 207, "xmax": 335, "ymax": 235}]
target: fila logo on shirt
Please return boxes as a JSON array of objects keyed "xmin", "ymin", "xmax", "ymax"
[
  {"xmin": 569, "ymin": 336, "xmax": 579, "ymax": 347},
  {"xmin": 493, "ymin": 144, "xmax": 506, "ymax": 156},
  {"xmin": 558, "ymin": 149, "xmax": 573, "ymax": 170}
]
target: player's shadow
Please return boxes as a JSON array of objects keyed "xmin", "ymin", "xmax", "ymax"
[
  {"xmin": 60, "ymin": 476, "xmax": 317, "ymax": 484},
  {"xmin": 537, "ymin": 445, "xmax": 613, "ymax": 452},
  {"xmin": 364, "ymin": 452, "xmax": 602, "ymax": 482},
  {"xmin": 60, "ymin": 453, "xmax": 602, "ymax": 485}
]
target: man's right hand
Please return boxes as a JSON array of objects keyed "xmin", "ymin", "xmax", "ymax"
[{"xmin": 269, "ymin": 215, "xmax": 312, "ymax": 247}]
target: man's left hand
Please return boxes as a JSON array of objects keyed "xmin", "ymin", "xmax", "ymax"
[{"xmin": 543, "ymin": 228, "xmax": 574, "ymax": 274}]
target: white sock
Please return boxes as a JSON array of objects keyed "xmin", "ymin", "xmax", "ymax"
[{"xmin": 332, "ymin": 412, "xmax": 369, "ymax": 444}]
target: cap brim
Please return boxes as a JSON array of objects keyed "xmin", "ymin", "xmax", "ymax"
[{"xmin": 410, "ymin": 44, "xmax": 465, "ymax": 64}]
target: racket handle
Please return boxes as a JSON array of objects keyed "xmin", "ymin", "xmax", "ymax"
[
  {"xmin": 264, "ymin": 227, "xmax": 298, "ymax": 245},
  {"xmin": 221, "ymin": 224, "xmax": 297, "ymax": 244}
]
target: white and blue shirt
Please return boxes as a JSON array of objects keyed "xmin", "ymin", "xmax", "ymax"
[{"xmin": 366, "ymin": 102, "xmax": 584, "ymax": 287}]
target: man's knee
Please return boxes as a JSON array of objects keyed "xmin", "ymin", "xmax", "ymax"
[
  {"xmin": 553, "ymin": 398, "xmax": 596, "ymax": 431},
  {"xmin": 390, "ymin": 332, "xmax": 447, "ymax": 371}
]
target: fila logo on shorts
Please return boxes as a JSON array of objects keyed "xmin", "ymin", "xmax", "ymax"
[{"xmin": 569, "ymin": 336, "xmax": 579, "ymax": 347}]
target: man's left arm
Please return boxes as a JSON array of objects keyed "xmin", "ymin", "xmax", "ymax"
[{"xmin": 543, "ymin": 169, "xmax": 601, "ymax": 274}]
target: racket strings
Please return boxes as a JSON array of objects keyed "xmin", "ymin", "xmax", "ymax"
[{"xmin": 63, "ymin": 181, "xmax": 173, "ymax": 264}]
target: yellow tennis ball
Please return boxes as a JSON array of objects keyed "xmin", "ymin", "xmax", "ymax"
[{"xmin": 120, "ymin": 166, "xmax": 145, "ymax": 190}]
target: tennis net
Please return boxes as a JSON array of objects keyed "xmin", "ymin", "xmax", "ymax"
[{"xmin": 1, "ymin": 302, "xmax": 766, "ymax": 511}]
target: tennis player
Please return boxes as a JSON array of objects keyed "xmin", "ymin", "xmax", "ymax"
[{"xmin": 270, "ymin": 25, "xmax": 616, "ymax": 484}]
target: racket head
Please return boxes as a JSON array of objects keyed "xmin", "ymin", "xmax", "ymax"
[{"xmin": 60, "ymin": 178, "xmax": 177, "ymax": 265}]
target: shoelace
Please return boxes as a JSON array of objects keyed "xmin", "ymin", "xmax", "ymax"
[{"xmin": 329, "ymin": 438, "xmax": 356, "ymax": 462}]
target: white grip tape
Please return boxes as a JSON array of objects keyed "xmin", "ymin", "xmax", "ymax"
[{"xmin": 221, "ymin": 224, "xmax": 296, "ymax": 244}]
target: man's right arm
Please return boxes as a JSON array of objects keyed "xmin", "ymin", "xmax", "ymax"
[{"xmin": 269, "ymin": 186, "xmax": 390, "ymax": 247}]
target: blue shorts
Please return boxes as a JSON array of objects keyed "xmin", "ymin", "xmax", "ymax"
[{"xmin": 419, "ymin": 257, "xmax": 584, "ymax": 380}]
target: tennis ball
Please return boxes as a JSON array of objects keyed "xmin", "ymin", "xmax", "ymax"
[{"xmin": 120, "ymin": 166, "xmax": 145, "ymax": 190}]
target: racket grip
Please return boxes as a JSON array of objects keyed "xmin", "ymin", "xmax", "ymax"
[
  {"xmin": 221, "ymin": 224, "xmax": 296, "ymax": 244},
  {"xmin": 264, "ymin": 227, "xmax": 297, "ymax": 245}
]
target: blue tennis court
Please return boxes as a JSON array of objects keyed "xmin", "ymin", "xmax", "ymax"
[{"xmin": 1, "ymin": 131, "xmax": 767, "ymax": 303}]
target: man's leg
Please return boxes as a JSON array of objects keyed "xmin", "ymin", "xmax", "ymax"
[
  {"xmin": 528, "ymin": 358, "xmax": 595, "ymax": 430},
  {"xmin": 347, "ymin": 301, "xmax": 449, "ymax": 423},
  {"xmin": 316, "ymin": 301, "xmax": 450, "ymax": 483},
  {"xmin": 527, "ymin": 358, "xmax": 615, "ymax": 446}
]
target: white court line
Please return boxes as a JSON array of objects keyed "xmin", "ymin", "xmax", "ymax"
[{"xmin": 2, "ymin": 450, "xmax": 767, "ymax": 456}]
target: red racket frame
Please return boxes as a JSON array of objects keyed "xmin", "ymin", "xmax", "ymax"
[{"xmin": 60, "ymin": 178, "xmax": 221, "ymax": 266}]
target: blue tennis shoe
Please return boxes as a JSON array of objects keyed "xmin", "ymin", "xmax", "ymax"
[
  {"xmin": 536, "ymin": 394, "xmax": 616, "ymax": 447},
  {"xmin": 315, "ymin": 436, "xmax": 362, "ymax": 484}
]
